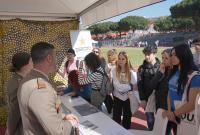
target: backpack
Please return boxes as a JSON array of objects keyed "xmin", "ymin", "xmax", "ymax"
[{"xmin": 95, "ymin": 70, "xmax": 114, "ymax": 97}]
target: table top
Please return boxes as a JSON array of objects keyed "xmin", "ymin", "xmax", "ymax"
[{"xmin": 60, "ymin": 95, "xmax": 134, "ymax": 135}]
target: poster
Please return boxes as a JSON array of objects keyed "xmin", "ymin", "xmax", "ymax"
[{"xmin": 70, "ymin": 30, "xmax": 93, "ymax": 61}]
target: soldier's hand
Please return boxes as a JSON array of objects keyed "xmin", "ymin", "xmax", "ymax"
[
  {"xmin": 65, "ymin": 114, "xmax": 79, "ymax": 123},
  {"xmin": 65, "ymin": 114, "xmax": 79, "ymax": 127}
]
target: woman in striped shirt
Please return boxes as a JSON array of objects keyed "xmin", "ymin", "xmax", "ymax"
[{"xmin": 78, "ymin": 52, "xmax": 104, "ymax": 108}]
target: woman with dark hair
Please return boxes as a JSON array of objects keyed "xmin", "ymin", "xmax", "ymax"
[
  {"xmin": 59, "ymin": 48, "xmax": 92, "ymax": 102},
  {"xmin": 6, "ymin": 52, "xmax": 33, "ymax": 135},
  {"xmin": 58, "ymin": 48, "xmax": 78, "ymax": 78},
  {"xmin": 163, "ymin": 44, "xmax": 200, "ymax": 135},
  {"xmin": 78, "ymin": 52, "xmax": 104, "ymax": 108}
]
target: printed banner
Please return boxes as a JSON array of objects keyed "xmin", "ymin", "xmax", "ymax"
[{"xmin": 70, "ymin": 30, "xmax": 93, "ymax": 61}]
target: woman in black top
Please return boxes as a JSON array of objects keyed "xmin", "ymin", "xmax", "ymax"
[{"xmin": 147, "ymin": 49, "xmax": 172, "ymax": 110}]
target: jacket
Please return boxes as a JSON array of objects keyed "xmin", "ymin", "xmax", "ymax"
[
  {"xmin": 147, "ymin": 69, "xmax": 170, "ymax": 110},
  {"xmin": 137, "ymin": 58, "xmax": 160, "ymax": 101}
]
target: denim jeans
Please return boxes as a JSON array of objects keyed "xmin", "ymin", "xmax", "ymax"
[
  {"xmin": 145, "ymin": 112, "xmax": 155, "ymax": 131},
  {"xmin": 64, "ymin": 85, "xmax": 91, "ymax": 102}
]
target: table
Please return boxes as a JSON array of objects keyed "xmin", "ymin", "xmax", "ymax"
[{"xmin": 60, "ymin": 95, "xmax": 134, "ymax": 135}]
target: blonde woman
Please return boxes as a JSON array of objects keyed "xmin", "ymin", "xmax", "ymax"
[
  {"xmin": 103, "ymin": 49, "xmax": 118, "ymax": 113},
  {"xmin": 111, "ymin": 51, "xmax": 137, "ymax": 129},
  {"xmin": 105, "ymin": 49, "xmax": 118, "ymax": 75},
  {"xmin": 92, "ymin": 47, "xmax": 106, "ymax": 69}
]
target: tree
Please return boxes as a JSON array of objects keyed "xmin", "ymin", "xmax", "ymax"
[
  {"xmin": 109, "ymin": 22, "xmax": 119, "ymax": 32},
  {"xmin": 87, "ymin": 22, "xmax": 114, "ymax": 35},
  {"xmin": 96, "ymin": 22, "xmax": 113, "ymax": 34},
  {"xmin": 87, "ymin": 24, "xmax": 98, "ymax": 35},
  {"xmin": 172, "ymin": 18, "xmax": 194, "ymax": 31},
  {"xmin": 154, "ymin": 16, "xmax": 194, "ymax": 32},
  {"xmin": 119, "ymin": 16, "xmax": 149, "ymax": 32},
  {"xmin": 154, "ymin": 17, "xmax": 173, "ymax": 32},
  {"xmin": 170, "ymin": 0, "xmax": 200, "ymax": 30}
]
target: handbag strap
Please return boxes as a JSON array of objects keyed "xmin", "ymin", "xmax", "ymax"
[{"xmin": 182, "ymin": 71, "xmax": 200, "ymax": 101}]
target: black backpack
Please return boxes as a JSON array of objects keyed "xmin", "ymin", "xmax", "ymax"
[{"xmin": 95, "ymin": 70, "xmax": 114, "ymax": 97}]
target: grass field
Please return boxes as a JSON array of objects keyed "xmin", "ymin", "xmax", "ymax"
[{"xmin": 100, "ymin": 47, "xmax": 165, "ymax": 66}]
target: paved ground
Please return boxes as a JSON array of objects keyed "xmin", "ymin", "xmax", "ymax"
[{"xmin": 131, "ymin": 107, "xmax": 148, "ymax": 130}]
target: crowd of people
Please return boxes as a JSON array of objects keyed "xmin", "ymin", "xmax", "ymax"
[{"xmin": 5, "ymin": 37, "xmax": 200, "ymax": 135}]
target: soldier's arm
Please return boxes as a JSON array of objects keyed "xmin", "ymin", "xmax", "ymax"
[{"xmin": 28, "ymin": 89, "xmax": 73, "ymax": 135}]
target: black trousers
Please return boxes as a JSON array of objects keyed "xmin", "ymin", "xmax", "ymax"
[
  {"xmin": 166, "ymin": 121, "xmax": 177, "ymax": 135},
  {"xmin": 113, "ymin": 96, "xmax": 132, "ymax": 129}
]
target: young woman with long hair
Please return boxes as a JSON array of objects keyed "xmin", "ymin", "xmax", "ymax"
[
  {"xmin": 111, "ymin": 51, "xmax": 137, "ymax": 129},
  {"xmin": 105, "ymin": 49, "xmax": 118, "ymax": 75},
  {"xmin": 78, "ymin": 52, "xmax": 104, "ymax": 107},
  {"xmin": 163, "ymin": 44, "xmax": 200, "ymax": 135}
]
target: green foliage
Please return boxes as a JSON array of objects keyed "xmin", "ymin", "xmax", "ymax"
[
  {"xmin": 88, "ymin": 16, "xmax": 149, "ymax": 35},
  {"xmin": 154, "ymin": 16, "xmax": 194, "ymax": 31},
  {"xmin": 172, "ymin": 18, "xmax": 194, "ymax": 30},
  {"xmin": 87, "ymin": 22, "xmax": 115, "ymax": 35},
  {"xmin": 87, "ymin": 24, "xmax": 98, "ymax": 35},
  {"xmin": 110, "ymin": 22, "xmax": 119, "ymax": 32},
  {"xmin": 118, "ymin": 16, "xmax": 149, "ymax": 31},
  {"xmin": 154, "ymin": 17, "xmax": 173, "ymax": 31},
  {"xmin": 170, "ymin": 0, "xmax": 200, "ymax": 29},
  {"xmin": 170, "ymin": 0, "xmax": 200, "ymax": 18}
]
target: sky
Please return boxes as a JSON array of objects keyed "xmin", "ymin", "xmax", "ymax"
[{"xmin": 106, "ymin": 0, "xmax": 182, "ymax": 22}]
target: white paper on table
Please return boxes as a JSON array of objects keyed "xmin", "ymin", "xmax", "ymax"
[{"xmin": 79, "ymin": 125, "xmax": 101, "ymax": 135}]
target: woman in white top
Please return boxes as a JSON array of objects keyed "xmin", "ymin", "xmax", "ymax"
[
  {"xmin": 105, "ymin": 49, "xmax": 118, "ymax": 75},
  {"xmin": 104, "ymin": 49, "xmax": 118, "ymax": 113},
  {"xmin": 111, "ymin": 51, "xmax": 137, "ymax": 129}
]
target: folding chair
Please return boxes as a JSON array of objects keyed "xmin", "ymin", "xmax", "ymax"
[{"xmin": 129, "ymin": 108, "xmax": 168, "ymax": 135}]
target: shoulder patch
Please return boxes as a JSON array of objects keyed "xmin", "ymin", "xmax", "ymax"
[{"xmin": 37, "ymin": 78, "xmax": 47, "ymax": 89}]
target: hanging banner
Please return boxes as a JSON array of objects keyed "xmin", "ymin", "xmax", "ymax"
[{"xmin": 70, "ymin": 30, "xmax": 93, "ymax": 61}]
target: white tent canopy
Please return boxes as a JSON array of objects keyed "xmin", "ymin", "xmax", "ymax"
[{"xmin": 0, "ymin": 0, "xmax": 164, "ymax": 27}]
